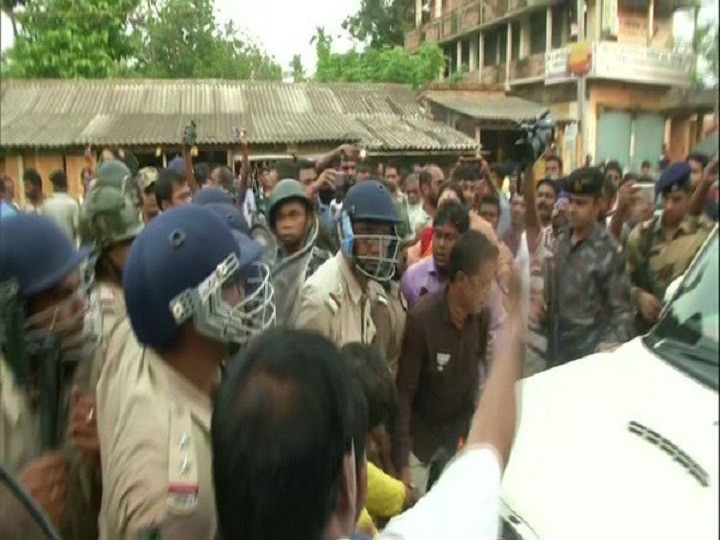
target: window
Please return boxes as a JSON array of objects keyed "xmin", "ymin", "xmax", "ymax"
[
  {"xmin": 645, "ymin": 231, "xmax": 719, "ymax": 390},
  {"xmin": 530, "ymin": 9, "xmax": 547, "ymax": 54}
]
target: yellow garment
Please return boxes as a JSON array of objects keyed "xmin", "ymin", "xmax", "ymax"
[
  {"xmin": 356, "ymin": 507, "xmax": 378, "ymax": 539},
  {"xmin": 366, "ymin": 462, "xmax": 406, "ymax": 519}
]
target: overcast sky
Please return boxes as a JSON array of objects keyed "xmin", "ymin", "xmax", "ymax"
[{"xmin": 0, "ymin": 0, "xmax": 716, "ymax": 76}]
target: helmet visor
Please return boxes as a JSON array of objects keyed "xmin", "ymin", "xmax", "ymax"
[
  {"xmin": 23, "ymin": 269, "xmax": 101, "ymax": 363},
  {"xmin": 169, "ymin": 253, "xmax": 276, "ymax": 345}
]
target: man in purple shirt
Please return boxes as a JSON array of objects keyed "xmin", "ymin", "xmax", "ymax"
[{"xmin": 401, "ymin": 200, "xmax": 507, "ymax": 342}]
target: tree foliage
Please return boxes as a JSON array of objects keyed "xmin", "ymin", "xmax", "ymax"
[
  {"xmin": 290, "ymin": 54, "xmax": 306, "ymax": 82},
  {"xmin": 695, "ymin": 19, "xmax": 718, "ymax": 87},
  {"xmin": 342, "ymin": 0, "xmax": 418, "ymax": 49},
  {"xmin": 2, "ymin": 0, "xmax": 281, "ymax": 80},
  {"xmin": 312, "ymin": 26, "xmax": 444, "ymax": 88},
  {"xmin": 4, "ymin": 0, "xmax": 140, "ymax": 78},
  {"xmin": 133, "ymin": 0, "xmax": 280, "ymax": 79}
]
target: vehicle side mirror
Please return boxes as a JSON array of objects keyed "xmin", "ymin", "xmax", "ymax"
[
  {"xmin": 0, "ymin": 466, "xmax": 62, "ymax": 540},
  {"xmin": 664, "ymin": 274, "xmax": 683, "ymax": 304}
]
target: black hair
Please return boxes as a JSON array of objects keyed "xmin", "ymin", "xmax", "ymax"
[
  {"xmin": 478, "ymin": 194, "xmax": 501, "ymax": 216},
  {"xmin": 537, "ymin": 177, "xmax": 560, "ymax": 196},
  {"xmin": 22, "ymin": 168, "xmax": 42, "ymax": 189},
  {"xmin": 603, "ymin": 176, "xmax": 618, "ymax": 198},
  {"xmin": 620, "ymin": 172, "xmax": 638, "ymax": 187},
  {"xmin": 296, "ymin": 159, "xmax": 316, "ymax": 173},
  {"xmin": 154, "ymin": 168, "xmax": 186, "ymax": 208},
  {"xmin": 641, "ymin": 160, "xmax": 652, "ymax": 169},
  {"xmin": 194, "ymin": 162, "xmax": 211, "ymax": 185},
  {"xmin": 341, "ymin": 342, "xmax": 398, "ymax": 430},
  {"xmin": 49, "ymin": 169, "xmax": 68, "ymax": 191},
  {"xmin": 349, "ymin": 379, "xmax": 368, "ymax": 476},
  {"xmin": 212, "ymin": 328, "xmax": 355, "ymax": 540},
  {"xmin": 452, "ymin": 164, "xmax": 479, "ymax": 183},
  {"xmin": 605, "ymin": 160, "xmax": 622, "ymax": 175},
  {"xmin": 437, "ymin": 180, "xmax": 464, "ymax": 203},
  {"xmin": 433, "ymin": 199, "xmax": 470, "ymax": 233},
  {"xmin": 545, "ymin": 154, "xmax": 563, "ymax": 171},
  {"xmin": 686, "ymin": 152, "xmax": 709, "ymax": 169},
  {"xmin": 447, "ymin": 229, "xmax": 499, "ymax": 284},
  {"xmin": 385, "ymin": 162, "xmax": 403, "ymax": 176},
  {"xmin": 418, "ymin": 168, "xmax": 432, "ymax": 186}
]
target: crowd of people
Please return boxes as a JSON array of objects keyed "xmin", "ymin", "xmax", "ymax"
[{"xmin": 0, "ymin": 136, "xmax": 717, "ymax": 539}]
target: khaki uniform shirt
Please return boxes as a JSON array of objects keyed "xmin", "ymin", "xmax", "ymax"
[
  {"xmin": 97, "ymin": 321, "xmax": 216, "ymax": 540},
  {"xmin": 293, "ymin": 252, "xmax": 383, "ymax": 347},
  {"xmin": 372, "ymin": 282, "xmax": 408, "ymax": 378},
  {"xmin": 0, "ymin": 353, "xmax": 101, "ymax": 540},
  {"xmin": 626, "ymin": 213, "xmax": 715, "ymax": 300}
]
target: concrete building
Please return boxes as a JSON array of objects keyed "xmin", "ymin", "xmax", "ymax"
[{"xmin": 406, "ymin": 0, "xmax": 710, "ymax": 171}]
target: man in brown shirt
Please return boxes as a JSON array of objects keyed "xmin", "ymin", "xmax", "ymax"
[{"xmin": 395, "ymin": 230, "xmax": 498, "ymax": 495}]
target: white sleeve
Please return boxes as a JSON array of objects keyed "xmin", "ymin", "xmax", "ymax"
[{"xmin": 380, "ymin": 447, "xmax": 502, "ymax": 540}]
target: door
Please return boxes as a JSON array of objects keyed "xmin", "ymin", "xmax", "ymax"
[
  {"xmin": 596, "ymin": 110, "xmax": 632, "ymax": 169},
  {"xmin": 632, "ymin": 113, "xmax": 665, "ymax": 173}
]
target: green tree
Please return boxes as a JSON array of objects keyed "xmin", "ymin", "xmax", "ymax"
[
  {"xmin": 290, "ymin": 54, "xmax": 306, "ymax": 82},
  {"xmin": 695, "ymin": 19, "xmax": 718, "ymax": 86},
  {"xmin": 134, "ymin": 0, "xmax": 280, "ymax": 79},
  {"xmin": 4, "ymin": 0, "xmax": 140, "ymax": 78},
  {"xmin": 312, "ymin": 27, "xmax": 444, "ymax": 88},
  {"xmin": 342, "ymin": 0, "xmax": 427, "ymax": 48}
]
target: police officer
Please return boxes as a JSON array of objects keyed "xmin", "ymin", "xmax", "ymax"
[
  {"xmin": 96, "ymin": 205, "xmax": 274, "ymax": 540},
  {"xmin": 267, "ymin": 178, "xmax": 333, "ymax": 326},
  {"xmin": 545, "ymin": 167, "xmax": 635, "ymax": 364},
  {"xmin": 293, "ymin": 180, "xmax": 401, "ymax": 348},
  {"xmin": 626, "ymin": 162, "xmax": 715, "ymax": 333},
  {"xmin": 0, "ymin": 214, "xmax": 101, "ymax": 539},
  {"xmin": 80, "ymin": 167, "xmax": 143, "ymax": 360}
]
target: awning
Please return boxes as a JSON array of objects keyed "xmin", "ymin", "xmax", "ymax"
[{"xmin": 425, "ymin": 92, "xmax": 574, "ymax": 125}]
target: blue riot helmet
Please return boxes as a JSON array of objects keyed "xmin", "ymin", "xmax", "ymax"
[
  {"xmin": 338, "ymin": 180, "xmax": 401, "ymax": 282},
  {"xmin": 0, "ymin": 214, "xmax": 97, "ymax": 385},
  {"xmin": 122, "ymin": 205, "xmax": 275, "ymax": 350}
]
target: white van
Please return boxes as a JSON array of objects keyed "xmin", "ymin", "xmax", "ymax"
[{"xmin": 501, "ymin": 227, "xmax": 719, "ymax": 540}]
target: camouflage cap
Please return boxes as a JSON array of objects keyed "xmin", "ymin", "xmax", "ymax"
[
  {"xmin": 80, "ymin": 183, "xmax": 143, "ymax": 252},
  {"xmin": 96, "ymin": 160, "xmax": 132, "ymax": 189},
  {"xmin": 565, "ymin": 166, "xmax": 604, "ymax": 197}
]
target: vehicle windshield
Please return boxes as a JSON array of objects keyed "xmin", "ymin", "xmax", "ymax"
[{"xmin": 645, "ymin": 229, "xmax": 719, "ymax": 390}]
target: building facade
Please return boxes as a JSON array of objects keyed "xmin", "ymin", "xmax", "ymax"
[{"xmin": 406, "ymin": 0, "xmax": 709, "ymax": 171}]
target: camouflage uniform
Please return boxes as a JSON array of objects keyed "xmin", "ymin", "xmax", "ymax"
[
  {"xmin": 626, "ymin": 163, "xmax": 715, "ymax": 333},
  {"xmin": 546, "ymin": 168, "xmax": 635, "ymax": 365}
]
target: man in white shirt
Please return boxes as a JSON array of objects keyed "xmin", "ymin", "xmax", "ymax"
[
  {"xmin": 43, "ymin": 169, "xmax": 80, "ymax": 243},
  {"xmin": 212, "ymin": 296, "xmax": 522, "ymax": 539}
]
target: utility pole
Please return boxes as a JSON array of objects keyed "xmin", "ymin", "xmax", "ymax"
[{"xmin": 576, "ymin": 0, "xmax": 587, "ymax": 165}]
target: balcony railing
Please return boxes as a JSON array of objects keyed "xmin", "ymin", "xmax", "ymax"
[{"xmin": 509, "ymin": 53, "xmax": 546, "ymax": 80}]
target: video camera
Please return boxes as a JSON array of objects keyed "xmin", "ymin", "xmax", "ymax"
[{"xmin": 513, "ymin": 110, "xmax": 556, "ymax": 170}]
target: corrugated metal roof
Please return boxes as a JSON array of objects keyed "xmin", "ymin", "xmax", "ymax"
[
  {"xmin": 426, "ymin": 91, "xmax": 572, "ymax": 124},
  {"xmin": 0, "ymin": 79, "xmax": 477, "ymax": 152}
]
